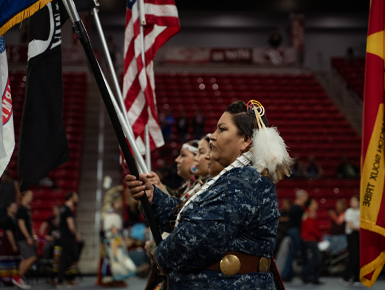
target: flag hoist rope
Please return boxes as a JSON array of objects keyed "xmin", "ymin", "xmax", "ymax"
[{"xmin": 61, "ymin": 0, "xmax": 162, "ymax": 245}]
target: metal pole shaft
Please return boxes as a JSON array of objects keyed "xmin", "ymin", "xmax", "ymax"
[
  {"xmin": 92, "ymin": 7, "xmax": 146, "ymax": 173},
  {"xmin": 91, "ymin": 8, "xmax": 131, "ymax": 133},
  {"xmin": 100, "ymin": 69, "xmax": 147, "ymax": 174},
  {"xmin": 61, "ymin": 0, "xmax": 162, "ymax": 245},
  {"xmin": 138, "ymin": 2, "xmax": 152, "ymax": 171}
]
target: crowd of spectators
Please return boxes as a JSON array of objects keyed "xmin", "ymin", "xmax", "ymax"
[
  {"xmin": 277, "ymin": 190, "xmax": 362, "ymax": 286},
  {"xmin": 290, "ymin": 155, "xmax": 359, "ymax": 180},
  {"xmin": 159, "ymin": 109, "xmax": 206, "ymax": 142}
]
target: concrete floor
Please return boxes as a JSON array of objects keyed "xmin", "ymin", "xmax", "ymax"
[{"xmin": 23, "ymin": 276, "xmax": 385, "ymax": 289}]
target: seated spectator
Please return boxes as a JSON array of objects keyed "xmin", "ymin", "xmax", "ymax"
[
  {"xmin": 275, "ymin": 198, "xmax": 292, "ymax": 256},
  {"xmin": 324, "ymin": 199, "xmax": 347, "ymax": 254},
  {"xmin": 345, "ymin": 47, "xmax": 355, "ymax": 62},
  {"xmin": 193, "ymin": 109, "xmax": 205, "ymax": 139},
  {"xmin": 306, "ymin": 155, "xmax": 323, "ymax": 179},
  {"xmin": 268, "ymin": 27, "xmax": 283, "ymax": 47},
  {"xmin": 290, "ymin": 155, "xmax": 307, "ymax": 179},
  {"xmin": 301, "ymin": 198, "xmax": 323, "ymax": 285},
  {"xmin": 336, "ymin": 155, "xmax": 359, "ymax": 179},
  {"xmin": 38, "ymin": 177, "xmax": 57, "ymax": 188},
  {"xmin": 176, "ymin": 110, "xmax": 189, "ymax": 143},
  {"xmin": 0, "ymin": 201, "xmax": 20, "ymax": 286},
  {"xmin": 39, "ymin": 205, "xmax": 61, "ymax": 259},
  {"xmin": 160, "ymin": 109, "xmax": 175, "ymax": 142}
]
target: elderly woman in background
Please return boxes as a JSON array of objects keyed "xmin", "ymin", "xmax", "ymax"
[
  {"xmin": 126, "ymin": 101, "xmax": 293, "ymax": 289},
  {"xmin": 97, "ymin": 186, "xmax": 136, "ymax": 287}
]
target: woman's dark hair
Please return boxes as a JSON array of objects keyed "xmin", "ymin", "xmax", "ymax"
[
  {"xmin": 305, "ymin": 197, "xmax": 313, "ymax": 209},
  {"xmin": 65, "ymin": 191, "xmax": 76, "ymax": 201},
  {"xmin": 201, "ymin": 135, "xmax": 210, "ymax": 144},
  {"xmin": 186, "ymin": 140, "xmax": 199, "ymax": 148},
  {"xmin": 225, "ymin": 101, "xmax": 269, "ymax": 138}
]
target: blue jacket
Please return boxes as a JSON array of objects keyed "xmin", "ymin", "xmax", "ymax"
[{"xmin": 150, "ymin": 166, "xmax": 279, "ymax": 289}]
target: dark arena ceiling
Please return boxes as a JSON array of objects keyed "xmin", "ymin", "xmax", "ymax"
[{"xmin": 98, "ymin": 0, "xmax": 369, "ymax": 13}]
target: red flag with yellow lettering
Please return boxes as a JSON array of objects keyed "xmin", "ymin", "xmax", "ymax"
[{"xmin": 360, "ymin": 0, "xmax": 385, "ymax": 286}]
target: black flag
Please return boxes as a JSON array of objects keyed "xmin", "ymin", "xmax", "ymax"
[{"xmin": 18, "ymin": 0, "xmax": 95, "ymax": 191}]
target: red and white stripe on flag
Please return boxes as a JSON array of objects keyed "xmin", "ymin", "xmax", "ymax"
[
  {"xmin": 123, "ymin": 0, "xmax": 180, "ymax": 150},
  {"xmin": 0, "ymin": 36, "xmax": 15, "ymax": 175}
]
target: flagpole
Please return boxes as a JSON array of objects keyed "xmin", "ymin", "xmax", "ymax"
[
  {"xmin": 138, "ymin": 0, "xmax": 152, "ymax": 172},
  {"xmin": 101, "ymin": 69, "xmax": 148, "ymax": 174},
  {"xmin": 61, "ymin": 0, "xmax": 162, "ymax": 245},
  {"xmin": 91, "ymin": 2, "xmax": 145, "ymax": 173}
]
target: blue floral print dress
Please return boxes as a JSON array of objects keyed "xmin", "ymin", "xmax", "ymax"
[{"xmin": 149, "ymin": 166, "xmax": 280, "ymax": 290}]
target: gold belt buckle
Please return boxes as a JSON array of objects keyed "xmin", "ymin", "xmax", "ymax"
[
  {"xmin": 220, "ymin": 254, "xmax": 241, "ymax": 276},
  {"xmin": 259, "ymin": 257, "xmax": 269, "ymax": 273}
]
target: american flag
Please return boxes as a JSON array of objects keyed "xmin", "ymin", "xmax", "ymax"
[{"xmin": 123, "ymin": 0, "xmax": 180, "ymax": 150}]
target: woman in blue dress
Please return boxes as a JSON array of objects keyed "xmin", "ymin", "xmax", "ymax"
[{"xmin": 126, "ymin": 101, "xmax": 293, "ymax": 289}]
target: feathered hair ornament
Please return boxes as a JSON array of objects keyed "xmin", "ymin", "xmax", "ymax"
[{"xmin": 247, "ymin": 100, "xmax": 294, "ymax": 184}]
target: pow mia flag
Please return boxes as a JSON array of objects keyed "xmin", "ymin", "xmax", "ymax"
[{"xmin": 18, "ymin": 0, "xmax": 95, "ymax": 191}]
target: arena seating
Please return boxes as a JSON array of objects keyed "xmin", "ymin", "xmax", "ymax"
[
  {"xmin": 153, "ymin": 72, "xmax": 361, "ymax": 234},
  {"xmin": 8, "ymin": 71, "xmax": 87, "ymax": 232},
  {"xmin": 331, "ymin": 57, "xmax": 365, "ymax": 99}
]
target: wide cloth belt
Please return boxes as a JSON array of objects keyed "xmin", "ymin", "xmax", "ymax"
[{"xmin": 203, "ymin": 251, "xmax": 271, "ymax": 276}]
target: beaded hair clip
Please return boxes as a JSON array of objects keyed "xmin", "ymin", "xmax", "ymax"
[{"xmin": 247, "ymin": 100, "xmax": 266, "ymax": 129}]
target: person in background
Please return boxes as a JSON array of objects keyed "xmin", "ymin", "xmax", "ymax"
[
  {"xmin": 147, "ymin": 140, "xmax": 200, "ymax": 199},
  {"xmin": 268, "ymin": 27, "xmax": 283, "ymax": 47},
  {"xmin": 336, "ymin": 155, "xmax": 359, "ymax": 179},
  {"xmin": 345, "ymin": 47, "xmax": 355, "ymax": 62},
  {"xmin": 301, "ymin": 198, "xmax": 323, "ymax": 285},
  {"xmin": 193, "ymin": 109, "xmax": 205, "ymax": 139},
  {"xmin": 274, "ymin": 198, "xmax": 292, "ymax": 256},
  {"xmin": 97, "ymin": 186, "xmax": 136, "ymax": 287},
  {"xmin": 0, "ymin": 169, "xmax": 21, "ymax": 219},
  {"xmin": 204, "ymin": 143, "xmax": 224, "ymax": 178},
  {"xmin": 306, "ymin": 155, "xmax": 323, "ymax": 179},
  {"xmin": 39, "ymin": 205, "xmax": 61, "ymax": 259},
  {"xmin": 290, "ymin": 155, "xmax": 307, "ymax": 179},
  {"xmin": 339, "ymin": 196, "xmax": 361, "ymax": 286},
  {"xmin": 57, "ymin": 192, "xmax": 81, "ymax": 288},
  {"xmin": 281, "ymin": 189, "xmax": 309, "ymax": 282},
  {"xmin": 176, "ymin": 110, "xmax": 189, "ymax": 143},
  {"xmin": 324, "ymin": 199, "xmax": 347, "ymax": 254},
  {"xmin": 160, "ymin": 109, "xmax": 175, "ymax": 142},
  {"xmin": 13, "ymin": 190, "xmax": 37, "ymax": 290},
  {"xmin": 0, "ymin": 201, "xmax": 20, "ymax": 286}
]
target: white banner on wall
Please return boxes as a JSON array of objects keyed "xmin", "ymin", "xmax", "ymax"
[
  {"xmin": 159, "ymin": 46, "xmax": 298, "ymax": 66},
  {"xmin": 252, "ymin": 47, "xmax": 297, "ymax": 66}
]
